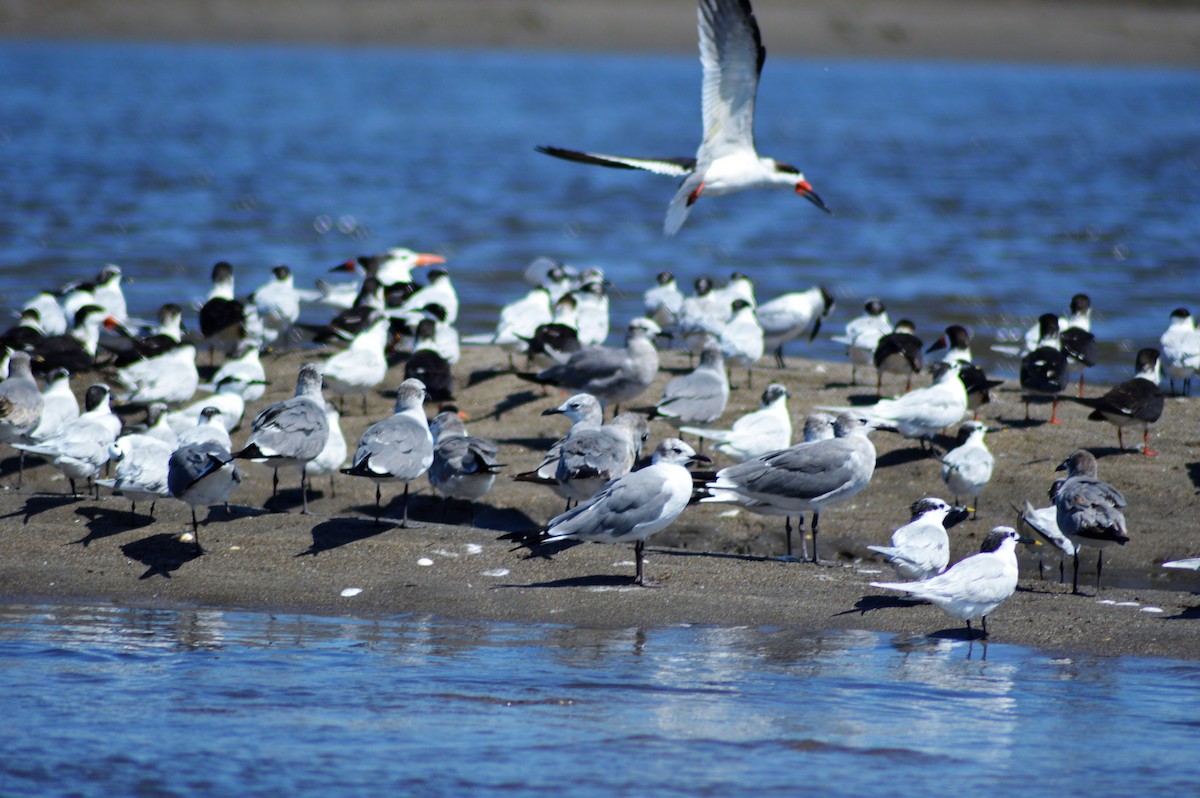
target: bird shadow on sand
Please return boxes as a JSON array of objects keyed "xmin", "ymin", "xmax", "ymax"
[
  {"xmin": 70, "ymin": 504, "xmax": 158, "ymax": 547},
  {"xmin": 297, "ymin": 517, "xmax": 393, "ymax": 557},
  {"xmin": 467, "ymin": 367, "xmax": 513, "ymax": 387},
  {"xmin": 1, "ymin": 453, "xmax": 46, "ymax": 481},
  {"xmin": 875, "ymin": 447, "xmax": 937, "ymax": 469},
  {"xmin": 841, "ymin": 392, "xmax": 888, "ymax": 406},
  {"xmin": 1186, "ymin": 462, "xmax": 1200, "ymax": 493},
  {"xmin": 482, "ymin": 390, "xmax": 545, "ymax": 421},
  {"xmin": 1, "ymin": 492, "xmax": 84, "ymax": 525},
  {"xmin": 120, "ymin": 533, "xmax": 204, "ymax": 579},
  {"xmin": 495, "ymin": 435, "xmax": 557, "ymax": 451},
  {"xmin": 835, "ymin": 594, "xmax": 927, "ymax": 616},
  {"xmin": 497, "ymin": 572, "xmax": 635, "ymax": 590},
  {"xmin": 409, "ymin": 498, "xmax": 542, "ymax": 534},
  {"xmin": 1165, "ymin": 604, "xmax": 1200, "ymax": 621}
]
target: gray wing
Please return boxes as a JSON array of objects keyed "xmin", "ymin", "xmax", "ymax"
[
  {"xmin": 548, "ymin": 468, "xmax": 680, "ymax": 543},
  {"xmin": 433, "ymin": 436, "xmax": 501, "ymax": 479},
  {"xmin": 1055, "ymin": 476, "xmax": 1128, "ymax": 539},
  {"xmin": 0, "ymin": 381, "xmax": 44, "ymax": 430},
  {"xmin": 718, "ymin": 438, "xmax": 864, "ymax": 503},
  {"xmin": 658, "ymin": 370, "xmax": 727, "ymax": 423},
  {"xmin": 539, "ymin": 346, "xmax": 629, "ymax": 388},
  {"xmin": 169, "ymin": 442, "xmax": 237, "ymax": 496},
  {"xmin": 557, "ymin": 428, "xmax": 628, "ymax": 482},
  {"xmin": 247, "ymin": 396, "xmax": 328, "ymax": 460},
  {"xmin": 351, "ymin": 415, "xmax": 433, "ymax": 480}
]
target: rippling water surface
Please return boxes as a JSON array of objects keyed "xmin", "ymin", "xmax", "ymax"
[
  {"xmin": 2, "ymin": 603, "xmax": 1198, "ymax": 797},
  {"xmin": 2, "ymin": 43, "xmax": 1198, "ymax": 381}
]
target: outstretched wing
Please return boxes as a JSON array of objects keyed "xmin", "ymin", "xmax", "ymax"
[
  {"xmin": 697, "ymin": 0, "xmax": 764, "ymax": 163},
  {"xmin": 536, "ymin": 145, "xmax": 695, "ymax": 178}
]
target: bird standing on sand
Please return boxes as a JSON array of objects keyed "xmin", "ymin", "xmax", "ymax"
[
  {"xmin": 502, "ymin": 438, "xmax": 709, "ymax": 586},
  {"xmin": 169, "ymin": 441, "xmax": 242, "ymax": 553},
  {"xmin": 304, "ymin": 405, "xmax": 348, "ymax": 498},
  {"xmin": 322, "ymin": 313, "xmax": 390, "ymax": 414},
  {"xmin": 1019, "ymin": 313, "xmax": 1070, "ymax": 424},
  {"xmin": 14, "ymin": 384, "xmax": 120, "ymax": 498},
  {"xmin": 756, "ymin": 286, "xmax": 836, "ymax": 369},
  {"xmin": 0, "ymin": 352, "xmax": 44, "ymax": 487},
  {"xmin": 536, "ymin": 0, "xmax": 830, "ymax": 235},
  {"xmin": 831, "ymin": 298, "xmax": 890, "ymax": 385},
  {"xmin": 873, "ymin": 320, "xmax": 923, "ymax": 395},
  {"xmin": 871, "ymin": 526, "xmax": 1023, "ymax": 639},
  {"xmin": 341, "ymin": 378, "xmax": 434, "ymax": 527},
  {"xmin": 1076, "ymin": 348, "xmax": 1164, "ymax": 456},
  {"xmin": 1159, "ymin": 307, "xmax": 1200, "ymax": 396},
  {"xmin": 234, "ymin": 363, "xmax": 329, "ymax": 514},
  {"xmin": 428, "ymin": 406, "xmax": 504, "ymax": 526},
  {"xmin": 702, "ymin": 412, "xmax": 877, "ymax": 563},
  {"xmin": 939, "ymin": 420, "xmax": 995, "ymax": 517},
  {"xmin": 655, "ymin": 342, "xmax": 730, "ymax": 445},
  {"xmin": 1053, "ymin": 449, "xmax": 1129, "ymax": 594},
  {"xmin": 97, "ymin": 434, "xmax": 174, "ymax": 525}
]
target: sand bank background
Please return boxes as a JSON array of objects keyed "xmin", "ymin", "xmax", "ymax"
[
  {"xmin": 2, "ymin": 0, "xmax": 1199, "ymax": 66},
  {"xmin": 2, "ymin": 343, "xmax": 1199, "ymax": 660}
]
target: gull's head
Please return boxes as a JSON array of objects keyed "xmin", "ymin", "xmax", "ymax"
[
  {"xmin": 651, "ymin": 437, "xmax": 710, "ymax": 467},
  {"xmin": 1056, "ymin": 448, "xmax": 1098, "ymax": 478},
  {"xmin": 544, "ymin": 393, "xmax": 601, "ymax": 425},
  {"xmin": 774, "ymin": 161, "xmax": 831, "ymax": 214}
]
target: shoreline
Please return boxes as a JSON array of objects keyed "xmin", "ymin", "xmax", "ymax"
[
  {"xmin": 2, "ymin": 1, "xmax": 1199, "ymax": 67},
  {"xmin": 2, "ymin": 343, "xmax": 1198, "ymax": 661}
]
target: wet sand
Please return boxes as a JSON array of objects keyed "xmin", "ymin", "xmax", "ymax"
[
  {"xmin": 2, "ymin": 342, "xmax": 1198, "ymax": 660},
  {"xmin": 4, "ymin": 0, "xmax": 1199, "ymax": 66}
]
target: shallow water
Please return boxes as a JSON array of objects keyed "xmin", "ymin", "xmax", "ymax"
[
  {"xmin": 2, "ymin": 43, "xmax": 1198, "ymax": 381},
  {"xmin": 1, "ymin": 602, "xmax": 1197, "ymax": 797}
]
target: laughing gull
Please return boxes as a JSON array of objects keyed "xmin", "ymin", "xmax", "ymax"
[
  {"xmin": 96, "ymin": 433, "xmax": 174, "ymax": 524},
  {"xmin": 0, "ymin": 351, "xmax": 44, "ymax": 487},
  {"xmin": 868, "ymin": 497, "xmax": 971, "ymax": 581},
  {"xmin": 939, "ymin": 420, "xmax": 995, "ymax": 517},
  {"xmin": 702, "ymin": 412, "xmax": 877, "ymax": 563},
  {"xmin": 115, "ymin": 343, "xmax": 200, "ymax": 406},
  {"xmin": 169, "ymin": 440, "xmax": 242, "ymax": 552},
  {"xmin": 1076, "ymin": 348, "xmax": 1164, "ymax": 456},
  {"xmin": 551, "ymin": 398, "xmax": 640, "ymax": 503},
  {"xmin": 823, "ymin": 361, "xmax": 967, "ymax": 445},
  {"xmin": 502, "ymin": 438, "xmax": 709, "ymax": 585},
  {"xmin": 873, "ymin": 320, "xmax": 923, "ymax": 395},
  {"xmin": 655, "ymin": 342, "xmax": 730, "ymax": 442},
  {"xmin": 681, "ymin": 382, "xmax": 790, "ymax": 462},
  {"xmin": 304, "ymin": 405, "xmax": 347, "ymax": 498},
  {"xmin": 14, "ymin": 384, "xmax": 120, "ymax": 498},
  {"xmin": 1053, "ymin": 449, "xmax": 1128, "ymax": 594},
  {"xmin": 756, "ymin": 286, "xmax": 836, "ymax": 369},
  {"xmin": 644, "ymin": 271, "xmax": 684, "ymax": 328},
  {"xmin": 1159, "ymin": 307, "xmax": 1200, "ymax": 396},
  {"xmin": 176, "ymin": 407, "xmax": 233, "ymax": 451},
  {"xmin": 537, "ymin": 0, "xmax": 830, "ymax": 235},
  {"xmin": 514, "ymin": 393, "xmax": 605, "ymax": 504},
  {"xmin": 341, "ymin": 378, "xmax": 434, "ymax": 527},
  {"xmin": 322, "ymin": 313, "xmax": 390, "ymax": 414},
  {"xmin": 871, "ymin": 526, "xmax": 1023, "ymax": 639},
  {"xmin": 518, "ymin": 318, "xmax": 662, "ymax": 413},
  {"xmin": 428, "ymin": 406, "xmax": 504, "ymax": 526},
  {"xmin": 720, "ymin": 299, "xmax": 764, "ymax": 388},
  {"xmin": 831, "ymin": 298, "xmax": 890, "ymax": 385},
  {"xmin": 234, "ymin": 363, "xmax": 329, "ymax": 514}
]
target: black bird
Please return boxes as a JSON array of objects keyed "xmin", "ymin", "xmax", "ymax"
[
  {"xmin": 1075, "ymin": 348, "xmax": 1164, "ymax": 456},
  {"xmin": 104, "ymin": 303, "xmax": 185, "ymax": 367},
  {"xmin": 523, "ymin": 294, "xmax": 582, "ymax": 368},
  {"xmin": 27, "ymin": 305, "xmax": 107, "ymax": 376},
  {"xmin": 873, "ymin": 319, "xmax": 923, "ymax": 395},
  {"xmin": 1019, "ymin": 314, "xmax": 1069, "ymax": 424},
  {"xmin": 199, "ymin": 261, "xmax": 245, "ymax": 357},
  {"xmin": 0, "ymin": 309, "xmax": 45, "ymax": 351},
  {"xmin": 404, "ymin": 320, "xmax": 454, "ymax": 402}
]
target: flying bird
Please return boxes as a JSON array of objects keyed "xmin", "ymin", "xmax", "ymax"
[{"xmin": 536, "ymin": 0, "xmax": 830, "ymax": 235}]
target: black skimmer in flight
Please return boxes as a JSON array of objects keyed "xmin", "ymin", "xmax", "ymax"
[{"xmin": 536, "ymin": 0, "xmax": 830, "ymax": 235}]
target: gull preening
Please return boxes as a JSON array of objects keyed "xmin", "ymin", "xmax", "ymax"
[{"xmin": 536, "ymin": 0, "xmax": 830, "ymax": 235}]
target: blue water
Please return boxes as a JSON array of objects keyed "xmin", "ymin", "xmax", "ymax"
[
  {"xmin": 1, "ymin": 603, "xmax": 1198, "ymax": 797},
  {"xmin": 2, "ymin": 43, "xmax": 1199, "ymax": 380}
]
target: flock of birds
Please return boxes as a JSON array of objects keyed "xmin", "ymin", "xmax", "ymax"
[
  {"xmin": 1, "ymin": 0, "xmax": 1197, "ymax": 640},
  {"xmin": 1, "ymin": 248, "xmax": 1198, "ymax": 640}
]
